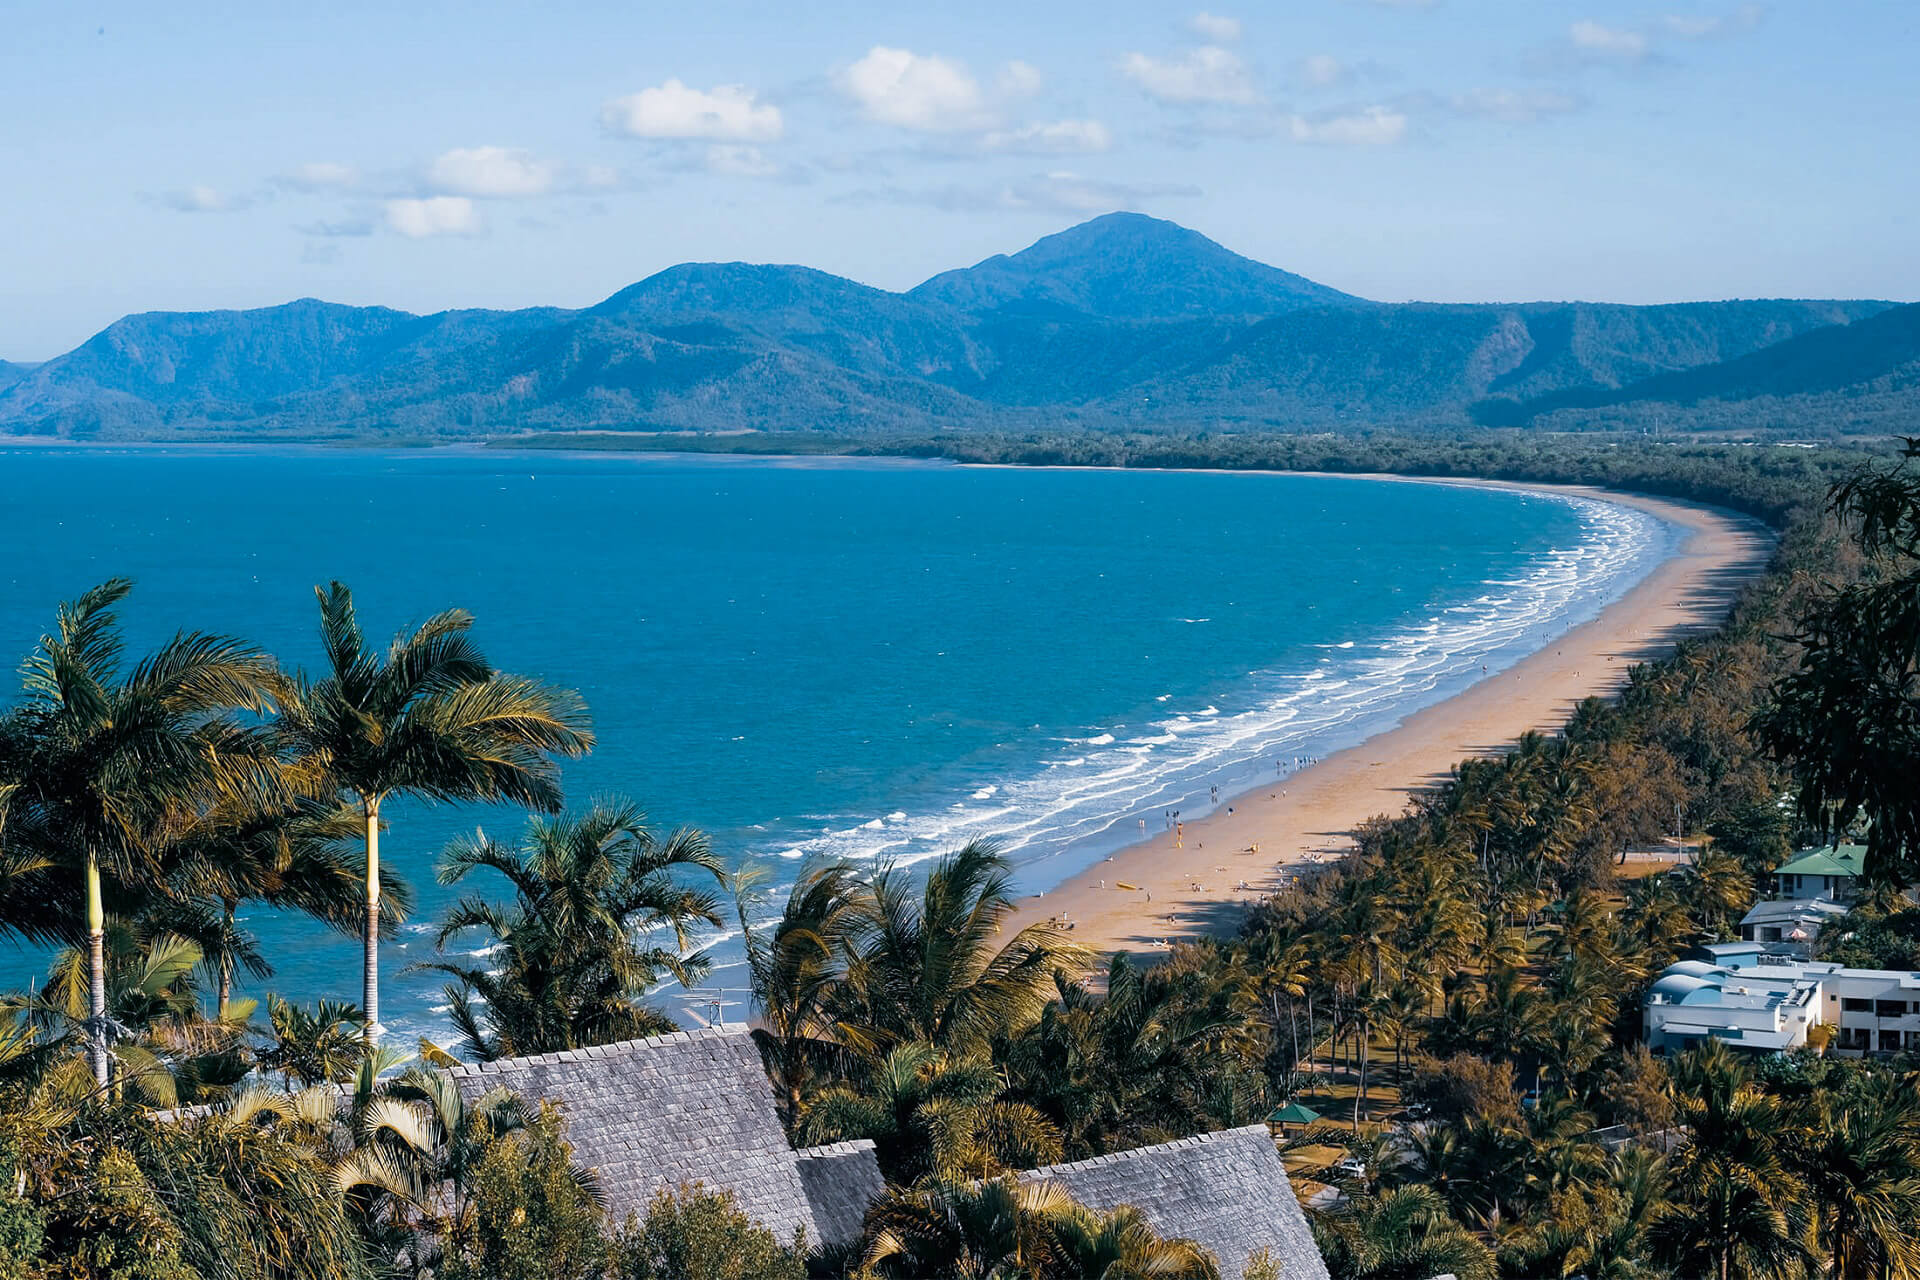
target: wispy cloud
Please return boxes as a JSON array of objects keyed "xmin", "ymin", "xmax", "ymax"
[
  {"xmin": 844, "ymin": 171, "xmax": 1199, "ymax": 215},
  {"xmin": 1121, "ymin": 45, "xmax": 1259, "ymax": 105},
  {"xmin": 384, "ymin": 196, "xmax": 482, "ymax": 238},
  {"xmin": 837, "ymin": 47, "xmax": 997, "ymax": 131},
  {"xmin": 1190, "ymin": 12, "xmax": 1242, "ymax": 43},
  {"xmin": 1286, "ymin": 105, "xmax": 1407, "ymax": 145},
  {"xmin": 600, "ymin": 79, "xmax": 784, "ymax": 141},
  {"xmin": 426, "ymin": 146, "xmax": 554, "ymax": 198},
  {"xmin": 980, "ymin": 119, "xmax": 1114, "ymax": 155},
  {"xmin": 160, "ymin": 185, "xmax": 251, "ymax": 213},
  {"xmin": 1444, "ymin": 87, "xmax": 1584, "ymax": 123}
]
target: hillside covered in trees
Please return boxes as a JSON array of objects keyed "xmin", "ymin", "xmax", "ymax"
[{"xmin": 1, "ymin": 214, "xmax": 1907, "ymax": 441}]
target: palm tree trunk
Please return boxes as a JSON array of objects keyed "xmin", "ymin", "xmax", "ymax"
[
  {"xmin": 218, "ymin": 897, "xmax": 236, "ymax": 1018},
  {"xmin": 363, "ymin": 797, "xmax": 382, "ymax": 1042},
  {"xmin": 1353, "ymin": 1018, "xmax": 1369, "ymax": 1135},
  {"xmin": 86, "ymin": 852, "xmax": 108, "ymax": 1089}
]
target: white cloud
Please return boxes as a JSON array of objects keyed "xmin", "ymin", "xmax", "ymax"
[
  {"xmin": 981, "ymin": 119, "xmax": 1113, "ymax": 154},
  {"xmin": 1299, "ymin": 54, "xmax": 1348, "ymax": 88},
  {"xmin": 426, "ymin": 146, "xmax": 554, "ymax": 198},
  {"xmin": 280, "ymin": 161, "xmax": 358, "ymax": 192},
  {"xmin": 162, "ymin": 184, "xmax": 248, "ymax": 213},
  {"xmin": 997, "ymin": 60, "xmax": 1044, "ymax": 98},
  {"xmin": 600, "ymin": 79, "xmax": 784, "ymax": 141},
  {"xmin": 837, "ymin": 46, "xmax": 991, "ymax": 131},
  {"xmin": 384, "ymin": 196, "xmax": 482, "ymax": 238},
  {"xmin": 1570, "ymin": 20, "xmax": 1651, "ymax": 59},
  {"xmin": 705, "ymin": 144, "xmax": 780, "ymax": 177},
  {"xmin": 1287, "ymin": 105, "xmax": 1407, "ymax": 145},
  {"xmin": 1448, "ymin": 88, "xmax": 1583, "ymax": 122},
  {"xmin": 1120, "ymin": 45, "xmax": 1258, "ymax": 105},
  {"xmin": 1190, "ymin": 12, "xmax": 1242, "ymax": 43}
]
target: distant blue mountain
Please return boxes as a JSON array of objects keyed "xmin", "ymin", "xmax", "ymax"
[
  {"xmin": 909, "ymin": 212, "xmax": 1359, "ymax": 319},
  {"xmin": 0, "ymin": 214, "xmax": 1900, "ymax": 439}
]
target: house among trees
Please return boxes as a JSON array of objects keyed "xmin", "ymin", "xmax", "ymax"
[
  {"xmin": 1771, "ymin": 842, "xmax": 1867, "ymax": 902},
  {"xmin": 1643, "ymin": 945, "xmax": 1920, "ymax": 1056},
  {"xmin": 450, "ymin": 1025, "xmax": 1329, "ymax": 1277},
  {"xmin": 1738, "ymin": 896, "xmax": 1850, "ymax": 958}
]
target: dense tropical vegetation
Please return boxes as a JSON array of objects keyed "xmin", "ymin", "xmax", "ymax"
[{"xmin": 2, "ymin": 436, "xmax": 1918, "ymax": 1278}]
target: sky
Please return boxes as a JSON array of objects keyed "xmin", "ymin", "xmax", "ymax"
[{"xmin": 3, "ymin": 1, "xmax": 1916, "ymax": 359}]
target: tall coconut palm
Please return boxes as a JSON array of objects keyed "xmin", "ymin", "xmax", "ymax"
[
  {"xmin": 844, "ymin": 839, "xmax": 1090, "ymax": 1055},
  {"xmin": 1791, "ymin": 1085, "xmax": 1920, "ymax": 1280},
  {"xmin": 735, "ymin": 859, "xmax": 866, "ymax": 1125},
  {"xmin": 275, "ymin": 582, "xmax": 594, "ymax": 1039},
  {"xmin": 161, "ymin": 797, "xmax": 407, "ymax": 1017},
  {"xmin": 0, "ymin": 579, "xmax": 282, "ymax": 1086},
  {"xmin": 421, "ymin": 800, "xmax": 724, "ymax": 1059}
]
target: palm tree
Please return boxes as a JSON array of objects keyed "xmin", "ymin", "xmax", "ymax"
[
  {"xmin": 1791, "ymin": 1085, "xmax": 1920, "ymax": 1280},
  {"xmin": 1045, "ymin": 1202, "xmax": 1220, "ymax": 1280},
  {"xmin": 803, "ymin": 1040, "xmax": 1062, "ymax": 1183},
  {"xmin": 257, "ymin": 994, "xmax": 370, "ymax": 1088},
  {"xmin": 1311, "ymin": 1184, "xmax": 1497, "ymax": 1280},
  {"xmin": 422, "ymin": 800, "xmax": 725, "ymax": 1059},
  {"xmin": 161, "ymin": 797, "xmax": 406, "ymax": 1017},
  {"xmin": 275, "ymin": 582, "xmax": 594, "ymax": 1039},
  {"xmin": 863, "ymin": 1175, "xmax": 1071, "ymax": 1280},
  {"xmin": 735, "ymin": 859, "xmax": 866, "ymax": 1125},
  {"xmin": 1648, "ymin": 1166, "xmax": 1813, "ymax": 1280},
  {"xmin": 0, "ymin": 578, "xmax": 282, "ymax": 1086},
  {"xmin": 844, "ymin": 839, "xmax": 1090, "ymax": 1054}
]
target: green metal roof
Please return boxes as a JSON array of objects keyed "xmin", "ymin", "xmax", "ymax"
[
  {"xmin": 1774, "ymin": 843, "xmax": 1867, "ymax": 879},
  {"xmin": 1267, "ymin": 1101, "xmax": 1322, "ymax": 1125}
]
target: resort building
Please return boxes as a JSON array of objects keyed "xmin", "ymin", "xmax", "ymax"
[
  {"xmin": 450, "ymin": 1024, "xmax": 1329, "ymax": 1278},
  {"xmin": 1644, "ymin": 945, "xmax": 1920, "ymax": 1056},
  {"xmin": 1772, "ymin": 842, "xmax": 1867, "ymax": 902},
  {"xmin": 1738, "ymin": 897, "xmax": 1850, "ymax": 959}
]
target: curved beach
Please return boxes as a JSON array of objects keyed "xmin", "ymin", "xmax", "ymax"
[{"xmin": 1005, "ymin": 480, "xmax": 1774, "ymax": 954}]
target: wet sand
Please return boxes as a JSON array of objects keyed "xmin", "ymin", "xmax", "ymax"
[{"xmin": 1005, "ymin": 479, "xmax": 1773, "ymax": 956}]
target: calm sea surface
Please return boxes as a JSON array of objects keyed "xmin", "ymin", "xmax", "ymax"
[{"xmin": 0, "ymin": 447, "xmax": 1674, "ymax": 1041}]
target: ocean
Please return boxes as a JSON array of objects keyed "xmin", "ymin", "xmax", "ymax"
[{"xmin": 0, "ymin": 446, "xmax": 1675, "ymax": 1043}]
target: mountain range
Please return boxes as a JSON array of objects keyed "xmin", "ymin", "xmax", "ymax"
[{"xmin": 1, "ymin": 213, "xmax": 1910, "ymax": 441}]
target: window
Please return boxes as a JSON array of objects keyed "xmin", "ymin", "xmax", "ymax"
[
  {"xmin": 1842, "ymin": 998, "xmax": 1873, "ymax": 1013},
  {"xmin": 1880, "ymin": 1030, "xmax": 1902, "ymax": 1053},
  {"xmin": 1762, "ymin": 927, "xmax": 1781, "ymax": 942},
  {"xmin": 1875, "ymin": 1000, "xmax": 1907, "ymax": 1018}
]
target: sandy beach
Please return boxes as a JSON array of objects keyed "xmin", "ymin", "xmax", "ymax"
[{"xmin": 1006, "ymin": 479, "xmax": 1774, "ymax": 956}]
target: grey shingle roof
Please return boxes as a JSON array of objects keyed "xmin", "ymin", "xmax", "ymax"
[
  {"xmin": 446, "ymin": 1024, "xmax": 876, "ymax": 1247},
  {"xmin": 1017, "ymin": 1124, "xmax": 1330, "ymax": 1280},
  {"xmin": 794, "ymin": 1140, "xmax": 887, "ymax": 1247}
]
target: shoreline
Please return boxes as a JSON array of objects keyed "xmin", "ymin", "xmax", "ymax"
[{"xmin": 1003, "ymin": 481, "xmax": 1773, "ymax": 957}]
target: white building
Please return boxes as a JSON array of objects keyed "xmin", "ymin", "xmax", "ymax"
[{"xmin": 1644, "ymin": 944, "xmax": 1920, "ymax": 1056}]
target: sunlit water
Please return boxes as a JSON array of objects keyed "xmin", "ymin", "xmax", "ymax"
[{"xmin": 0, "ymin": 447, "xmax": 1675, "ymax": 1044}]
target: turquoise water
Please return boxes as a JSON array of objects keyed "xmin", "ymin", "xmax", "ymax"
[{"xmin": 0, "ymin": 447, "xmax": 1673, "ymax": 1042}]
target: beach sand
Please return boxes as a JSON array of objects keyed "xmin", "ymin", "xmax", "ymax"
[{"xmin": 1006, "ymin": 479, "xmax": 1773, "ymax": 957}]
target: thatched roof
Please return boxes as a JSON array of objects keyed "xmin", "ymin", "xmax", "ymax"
[
  {"xmin": 1017, "ymin": 1124, "xmax": 1329, "ymax": 1280},
  {"xmin": 447, "ymin": 1025, "xmax": 879, "ymax": 1247}
]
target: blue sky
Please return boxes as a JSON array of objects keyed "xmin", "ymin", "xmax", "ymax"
[{"xmin": 3, "ymin": 1, "xmax": 1915, "ymax": 358}]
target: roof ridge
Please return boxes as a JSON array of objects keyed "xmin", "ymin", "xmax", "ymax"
[
  {"xmin": 1016, "ymin": 1124, "xmax": 1273, "ymax": 1180},
  {"xmin": 445, "ymin": 1022, "xmax": 752, "ymax": 1077}
]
